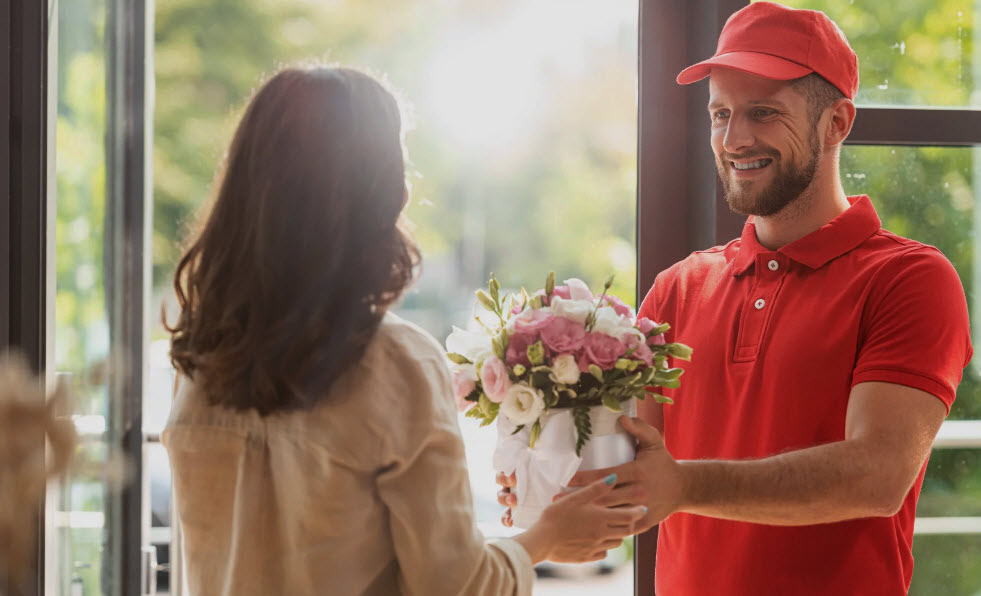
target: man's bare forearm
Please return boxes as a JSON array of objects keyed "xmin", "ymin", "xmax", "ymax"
[{"xmin": 678, "ymin": 438, "xmax": 919, "ymax": 525}]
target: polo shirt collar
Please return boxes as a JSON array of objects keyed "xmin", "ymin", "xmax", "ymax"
[{"xmin": 731, "ymin": 195, "xmax": 881, "ymax": 276}]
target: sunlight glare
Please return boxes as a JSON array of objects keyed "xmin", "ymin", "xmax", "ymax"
[{"xmin": 423, "ymin": 0, "xmax": 636, "ymax": 157}]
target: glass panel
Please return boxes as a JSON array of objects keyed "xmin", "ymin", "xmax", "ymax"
[
  {"xmin": 911, "ymin": 534, "xmax": 981, "ymax": 595},
  {"xmin": 52, "ymin": 0, "xmax": 112, "ymax": 593},
  {"xmin": 920, "ymin": 449, "xmax": 981, "ymax": 517},
  {"xmin": 754, "ymin": 0, "xmax": 980, "ymax": 108},
  {"xmin": 154, "ymin": 0, "xmax": 638, "ymax": 591}
]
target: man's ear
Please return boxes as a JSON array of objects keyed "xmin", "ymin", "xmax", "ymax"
[{"xmin": 825, "ymin": 98, "xmax": 856, "ymax": 148}]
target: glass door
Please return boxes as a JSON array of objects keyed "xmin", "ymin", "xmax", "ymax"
[{"xmin": 49, "ymin": 0, "xmax": 152, "ymax": 593}]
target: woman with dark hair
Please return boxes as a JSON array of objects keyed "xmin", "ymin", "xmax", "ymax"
[{"xmin": 163, "ymin": 66, "xmax": 643, "ymax": 596}]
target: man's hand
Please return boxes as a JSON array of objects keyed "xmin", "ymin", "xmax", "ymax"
[{"xmin": 567, "ymin": 415, "xmax": 685, "ymax": 533}]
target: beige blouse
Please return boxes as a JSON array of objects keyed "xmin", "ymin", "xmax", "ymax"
[{"xmin": 163, "ymin": 313, "xmax": 533, "ymax": 596}]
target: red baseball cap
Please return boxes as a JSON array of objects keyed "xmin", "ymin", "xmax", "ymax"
[{"xmin": 676, "ymin": 2, "xmax": 859, "ymax": 100}]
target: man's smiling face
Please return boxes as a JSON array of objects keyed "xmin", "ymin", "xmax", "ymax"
[{"xmin": 708, "ymin": 68, "xmax": 823, "ymax": 218}]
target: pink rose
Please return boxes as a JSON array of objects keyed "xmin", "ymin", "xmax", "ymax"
[
  {"xmin": 505, "ymin": 333, "xmax": 537, "ymax": 367},
  {"xmin": 630, "ymin": 336, "xmax": 654, "ymax": 366},
  {"xmin": 452, "ymin": 369, "xmax": 477, "ymax": 412},
  {"xmin": 627, "ymin": 336, "xmax": 654, "ymax": 367},
  {"xmin": 637, "ymin": 317, "xmax": 657, "ymax": 335},
  {"xmin": 648, "ymin": 333, "xmax": 666, "ymax": 347},
  {"xmin": 512, "ymin": 308, "xmax": 554, "ymax": 334},
  {"xmin": 578, "ymin": 332, "xmax": 626, "ymax": 371},
  {"xmin": 540, "ymin": 316, "xmax": 587, "ymax": 354},
  {"xmin": 545, "ymin": 285, "xmax": 572, "ymax": 305},
  {"xmin": 602, "ymin": 294, "xmax": 633, "ymax": 318},
  {"xmin": 480, "ymin": 356, "xmax": 512, "ymax": 403}
]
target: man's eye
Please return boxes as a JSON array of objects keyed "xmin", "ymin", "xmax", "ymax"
[
  {"xmin": 712, "ymin": 111, "xmax": 730, "ymax": 121},
  {"xmin": 751, "ymin": 108, "xmax": 775, "ymax": 118}
]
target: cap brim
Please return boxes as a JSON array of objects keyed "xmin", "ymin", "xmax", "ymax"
[{"xmin": 677, "ymin": 52, "xmax": 813, "ymax": 85}]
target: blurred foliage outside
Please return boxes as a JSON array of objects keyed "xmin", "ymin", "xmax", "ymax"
[{"xmin": 52, "ymin": 0, "xmax": 981, "ymax": 594}]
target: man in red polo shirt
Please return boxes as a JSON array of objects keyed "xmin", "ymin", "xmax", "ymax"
[{"xmin": 500, "ymin": 2, "xmax": 973, "ymax": 594}]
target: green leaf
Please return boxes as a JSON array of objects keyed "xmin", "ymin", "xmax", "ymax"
[
  {"xmin": 489, "ymin": 274, "xmax": 500, "ymax": 303},
  {"xmin": 529, "ymin": 420, "xmax": 542, "ymax": 449},
  {"xmin": 530, "ymin": 295, "xmax": 544, "ymax": 309},
  {"xmin": 573, "ymin": 405, "xmax": 592, "ymax": 457},
  {"xmin": 476, "ymin": 290, "xmax": 497, "ymax": 313},
  {"xmin": 464, "ymin": 406, "xmax": 485, "ymax": 420},
  {"xmin": 512, "ymin": 363, "xmax": 527, "ymax": 377},
  {"xmin": 527, "ymin": 341, "xmax": 546, "ymax": 366},
  {"xmin": 446, "ymin": 352, "xmax": 471, "ymax": 365},
  {"xmin": 545, "ymin": 271, "xmax": 556, "ymax": 296},
  {"xmin": 614, "ymin": 358, "xmax": 632, "ymax": 370},
  {"xmin": 658, "ymin": 367, "xmax": 685, "ymax": 381},
  {"xmin": 478, "ymin": 394, "xmax": 499, "ymax": 419},
  {"xmin": 547, "ymin": 386, "xmax": 560, "ymax": 407},
  {"xmin": 655, "ymin": 377, "xmax": 681, "ymax": 389},
  {"xmin": 510, "ymin": 424, "xmax": 526, "ymax": 436},
  {"xmin": 491, "ymin": 336, "xmax": 506, "ymax": 360},
  {"xmin": 588, "ymin": 364, "xmax": 604, "ymax": 382},
  {"xmin": 649, "ymin": 322, "xmax": 671, "ymax": 336},
  {"xmin": 667, "ymin": 343, "xmax": 693, "ymax": 361},
  {"xmin": 601, "ymin": 394, "xmax": 623, "ymax": 413},
  {"xmin": 650, "ymin": 392, "xmax": 675, "ymax": 404}
]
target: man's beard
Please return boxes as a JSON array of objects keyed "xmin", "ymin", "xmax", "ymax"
[{"xmin": 717, "ymin": 133, "xmax": 820, "ymax": 217}]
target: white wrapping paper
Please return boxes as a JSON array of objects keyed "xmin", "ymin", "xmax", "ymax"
[{"xmin": 493, "ymin": 399, "xmax": 637, "ymax": 528}]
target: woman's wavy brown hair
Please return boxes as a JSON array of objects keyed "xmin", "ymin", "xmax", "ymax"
[{"xmin": 167, "ymin": 66, "xmax": 420, "ymax": 415}]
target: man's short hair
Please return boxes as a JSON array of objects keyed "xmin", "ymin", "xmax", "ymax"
[{"xmin": 791, "ymin": 73, "xmax": 846, "ymax": 125}]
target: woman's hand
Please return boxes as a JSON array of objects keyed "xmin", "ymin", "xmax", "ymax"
[{"xmin": 513, "ymin": 475, "xmax": 646, "ymax": 564}]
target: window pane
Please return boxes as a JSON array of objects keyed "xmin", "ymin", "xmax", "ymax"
[
  {"xmin": 153, "ymin": 0, "xmax": 638, "ymax": 592},
  {"xmin": 52, "ymin": 0, "xmax": 112, "ymax": 593},
  {"xmin": 911, "ymin": 535, "xmax": 981, "ymax": 595},
  {"xmin": 755, "ymin": 0, "xmax": 980, "ymax": 108},
  {"xmin": 920, "ymin": 448, "xmax": 981, "ymax": 517}
]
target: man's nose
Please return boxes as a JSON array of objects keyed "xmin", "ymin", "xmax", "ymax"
[{"xmin": 722, "ymin": 115, "xmax": 754, "ymax": 155}]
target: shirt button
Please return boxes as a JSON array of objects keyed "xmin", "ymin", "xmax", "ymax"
[
  {"xmin": 754, "ymin": 298, "xmax": 766, "ymax": 310},
  {"xmin": 767, "ymin": 260, "xmax": 779, "ymax": 271}
]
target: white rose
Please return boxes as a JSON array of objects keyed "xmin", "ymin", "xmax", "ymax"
[
  {"xmin": 446, "ymin": 326, "xmax": 493, "ymax": 363},
  {"xmin": 551, "ymin": 297, "xmax": 594, "ymax": 325},
  {"xmin": 550, "ymin": 354, "xmax": 581, "ymax": 385},
  {"xmin": 564, "ymin": 278, "xmax": 594, "ymax": 302},
  {"xmin": 590, "ymin": 306, "xmax": 622, "ymax": 336},
  {"xmin": 500, "ymin": 383, "xmax": 546, "ymax": 426}
]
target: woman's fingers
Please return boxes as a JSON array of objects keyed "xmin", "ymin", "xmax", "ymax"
[
  {"xmin": 495, "ymin": 471, "xmax": 516, "ymax": 488},
  {"xmin": 497, "ymin": 489, "xmax": 516, "ymax": 507},
  {"xmin": 605, "ymin": 504, "xmax": 647, "ymax": 527}
]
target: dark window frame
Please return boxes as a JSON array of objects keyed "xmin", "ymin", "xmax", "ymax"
[
  {"xmin": 635, "ymin": 2, "xmax": 981, "ymax": 595},
  {"xmin": 3, "ymin": 0, "xmax": 49, "ymax": 591},
  {"xmin": 3, "ymin": 0, "xmax": 151, "ymax": 593}
]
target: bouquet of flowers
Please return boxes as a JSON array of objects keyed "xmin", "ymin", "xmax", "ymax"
[{"xmin": 446, "ymin": 273, "xmax": 691, "ymax": 527}]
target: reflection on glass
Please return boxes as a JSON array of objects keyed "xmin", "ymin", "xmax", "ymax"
[
  {"xmin": 53, "ymin": 0, "xmax": 110, "ymax": 592},
  {"xmin": 842, "ymin": 145, "xmax": 981, "ymax": 592},
  {"xmin": 755, "ymin": 0, "xmax": 980, "ymax": 108},
  {"xmin": 154, "ymin": 0, "xmax": 638, "ymax": 590}
]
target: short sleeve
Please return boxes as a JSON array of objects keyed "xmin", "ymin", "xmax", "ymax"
[{"xmin": 852, "ymin": 247, "xmax": 973, "ymax": 413}]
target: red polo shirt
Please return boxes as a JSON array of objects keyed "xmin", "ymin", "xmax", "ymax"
[{"xmin": 639, "ymin": 196, "xmax": 973, "ymax": 595}]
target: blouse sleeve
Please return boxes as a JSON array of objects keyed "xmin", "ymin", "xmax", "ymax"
[{"xmin": 374, "ymin": 338, "xmax": 535, "ymax": 596}]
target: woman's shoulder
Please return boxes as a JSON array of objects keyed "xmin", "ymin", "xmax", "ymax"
[{"xmin": 365, "ymin": 312, "xmax": 448, "ymax": 372}]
